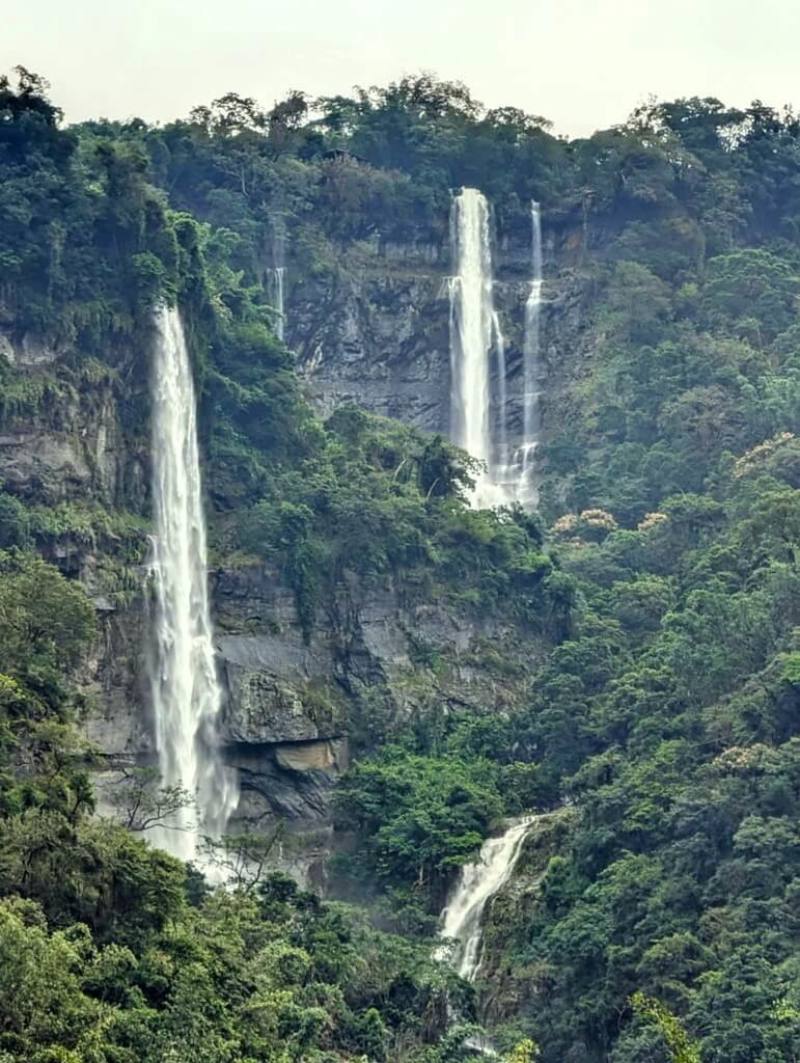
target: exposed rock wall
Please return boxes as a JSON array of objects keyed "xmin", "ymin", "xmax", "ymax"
[
  {"xmin": 210, "ymin": 564, "xmax": 544, "ymax": 833},
  {"xmin": 77, "ymin": 547, "xmax": 545, "ymax": 869},
  {"xmin": 289, "ymin": 253, "xmax": 451, "ymax": 432},
  {"xmin": 286, "ymin": 239, "xmax": 592, "ymax": 459},
  {"xmin": 0, "ymin": 327, "xmax": 148, "ymax": 508},
  {"xmin": 0, "ymin": 235, "xmax": 576, "ymax": 876}
]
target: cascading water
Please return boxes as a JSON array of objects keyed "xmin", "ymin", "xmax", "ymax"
[
  {"xmin": 448, "ymin": 190, "xmax": 545, "ymax": 510},
  {"xmin": 439, "ymin": 816, "xmax": 533, "ymax": 981},
  {"xmin": 270, "ymin": 267, "xmax": 285, "ymax": 341},
  {"xmin": 492, "ymin": 310, "xmax": 508, "ymax": 470},
  {"xmin": 448, "ymin": 188, "xmax": 506, "ymax": 508},
  {"xmin": 514, "ymin": 201, "xmax": 544, "ymax": 508},
  {"xmin": 269, "ymin": 213, "xmax": 287, "ymax": 341},
  {"xmin": 148, "ymin": 305, "xmax": 238, "ymax": 862}
]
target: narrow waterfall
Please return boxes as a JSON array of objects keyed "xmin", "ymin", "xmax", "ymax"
[
  {"xmin": 515, "ymin": 201, "xmax": 544, "ymax": 508},
  {"xmin": 448, "ymin": 188, "xmax": 506, "ymax": 508},
  {"xmin": 270, "ymin": 266, "xmax": 285, "ymax": 341},
  {"xmin": 439, "ymin": 816, "xmax": 533, "ymax": 981},
  {"xmin": 493, "ymin": 310, "xmax": 508, "ymax": 469},
  {"xmin": 148, "ymin": 305, "xmax": 238, "ymax": 862},
  {"xmin": 269, "ymin": 213, "xmax": 287, "ymax": 341}
]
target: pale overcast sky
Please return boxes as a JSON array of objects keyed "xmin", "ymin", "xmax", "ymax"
[{"xmin": 4, "ymin": 0, "xmax": 800, "ymax": 137}]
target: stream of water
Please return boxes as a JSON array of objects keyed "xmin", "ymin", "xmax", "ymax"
[
  {"xmin": 148, "ymin": 305, "xmax": 238, "ymax": 861},
  {"xmin": 439, "ymin": 816, "xmax": 534, "ymax": 981},
  {"xmin": 448, "ymin": 191, "xmax": 544, "ymax": 510}
]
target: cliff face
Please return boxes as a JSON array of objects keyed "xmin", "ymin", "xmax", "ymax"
[
  {"xmin": 288, "ymin": 244, "xmax": 451, "ymax": 432},
  {"xmin": 0, "ymin": 233, "xmax": 574, "ymax": 872},
  {"xmin": 212, "ymin": 564, "xmax": 543, "ymax": 832},
  {"xmin": 286, "ymin": 236, "xmax": 592, "ymax": 455},
  {"xmin": 0, "ymin": 328, "xmax": 141, "ymax": 509},
  {"xmin": 83, "ymin": 553, "xmax": 544, "ymax": 882}
]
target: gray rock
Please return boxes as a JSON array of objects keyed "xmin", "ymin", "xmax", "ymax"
[
  {"xmin": 0, "ymin": 329, "xmax": 62, "ymax": 368},
  {"xmin": 285, "ymin": 246, "xmax": 564, "ymax": 467},
  {"xmin": 0, "ymin": 430, "xmax": 93, "ymax": 498},
  {"xmin": 230, "ymin": 737, "xmax": 349, "ymax": 822},
  {"xmin": 290, "ymin": 263, "xmax": 452, "ymax": 434},
  {"xmin": 81, "ymin": 604, "xmax": 154, "ymax": 757},
  {"xmin": 220, "ymin": 658, "xmax": 339, "ymax": 744}
]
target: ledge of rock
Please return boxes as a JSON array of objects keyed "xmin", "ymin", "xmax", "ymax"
[{"xmin": 231, "ymin": 737, "xmax": 349, "ymax": 823}]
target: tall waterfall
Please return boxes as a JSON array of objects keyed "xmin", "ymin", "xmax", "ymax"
[
  {"xmin": 448, "ymin": 190, "xmax": 545, "ymax": 510},
  {"xmin": 448, "ymin": 188, "xmax": 506, "ymax": 508},
  {"xmin": 269, "ymin": 213, "xmax": 286, "ymax": 341},
  {"xmin": 439, "ymin": 816, "xmax": 533, "ymax": 981},
  {"xmin": 493, "ymin": 310, "xmax": 508, "ymax": 470},
  {"xmin": 148, "ymin": 305, "xmax": 238, "ymax": 862},
  {"xmin": 270, "ymin": 268, "xmax": 285, "ymax": 341},
  {"xmin": 515, "ymin": 201, "xmax": 544, "ymax": 507}
]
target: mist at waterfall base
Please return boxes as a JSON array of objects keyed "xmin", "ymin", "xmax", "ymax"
[
  {"xmin": 448, "ymin": 189, "xmax": 543, "ymax": 511},
  {"xmin": 438, "ymin": 816, "xmax": 535, "ymax": 981},
  {"xmin": 147, "ymin": 305, "xmax": 238, "ymax": 863}
]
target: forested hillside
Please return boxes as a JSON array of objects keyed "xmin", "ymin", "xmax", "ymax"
[{"xmin": 3, "ymin": 64, "xmax": 800, "ymax": 1061}]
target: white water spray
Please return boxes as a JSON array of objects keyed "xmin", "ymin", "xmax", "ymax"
[
  {"xmin": 515, "ymin": 201, "xmax": 544, "ymax": 507},
  {"xmin": 270, "ymin": 266, "xmax": 286, "ymax": 342},
  {"xmin": 439, "ymin": 816, "xmax": 533, "ymax": 981},
  {"xmin": 448, "ymin": 189, "xmax": 507, "ymax": 508},
  {"xmin": 148, "ymin": 305, "xmax": 238, "ymax": 862},
  {"xmin": 448, "ymin": 191, "xmax": 545, "ymax": 510},
  {"xmin": 269, "ymin": 213, "xmax": 287, "ymax": 341},
  {"xmin": 493, "ymin": 310, "xmax": 508, "ymax": 467}
]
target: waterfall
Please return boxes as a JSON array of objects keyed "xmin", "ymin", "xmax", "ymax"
[
  {"xmin": 515, "ymin": 201, "xmax": 544, "ymax": 508},
  {"xmin": 439, "ymin": 816, "xmax": 533, "ymax": 981},
  {"xmin": 493, "ymin": 310, "xmax": 508, "ymax": 470},
  {"xmin": 447, "ymin": 190, "xmax": 544, "ymax": 509},
  {"xmin": 270, "ymin": 266, "xmax": 285, "ymax": 342},
  {"xmin": 448, "ymin": 188, "xmax": 506, "ymax": 508},
  {"xmin": 148, "ymin": 305, "xmax": 238, "ymax": 863},
  {"xmin": 269, "ymin": 212, "xmax": 287, "ymax": 341}
]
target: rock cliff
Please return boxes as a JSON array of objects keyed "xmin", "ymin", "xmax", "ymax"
[
  {"xmin": 0, "ymin": 233, "xmax": 574, "ymax": 872},
  {"xmin": 81, "ymin": 550, "xmax": 544, "ymax": 883},
  {"xmin": 286, "ymin": 235, "xmax": 592, "ymax": 458}
]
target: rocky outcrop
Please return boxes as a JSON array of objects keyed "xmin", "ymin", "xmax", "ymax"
[
  {"xmin": 0, "ymin": 327, "xmax": 146, "ymax": 507},
  {"xmin": 209, "ymin": 563, "xmax": 544, "ymax": 832},
  {"xmin": 0, "ymin": 329, "xmax": 63, "ymax": 368},
  {"xmin": 78, "ymin": 550, "xmax": 543, "ymax": 852},
  {"xmin": 83, "ymin": 599, "xmax": 154, "ymax": 758}
]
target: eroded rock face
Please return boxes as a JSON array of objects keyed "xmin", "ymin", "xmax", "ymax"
[
  {"xmin": 290, "ymin": 263, "xmax": 451, "ymax": 432},
  {"xmin": 0, "ymin": 329, "xmax": 141, "ymax": 506},
  {"xmin": 219, "ymin": 635, "xmax": 342, "ymax": 745},
  {"xmin": 2, "ymin": 238, "xmax": 572, "ymax": 879},
  {"xmin": 275, "ymin": 739, "xmax": 345, "ymax": 773},
  {"xmin": 83, "ymin": 602, "xmax": 154, "ymax": 757},
  {"xmin": 0, "ymin": 429, "xmax": 92, "ymax": 498},
  {"xmin": 284, "ymin": 240, "xmax": 587, "ymax": 460},
  {"xmin": 231, "ymin": 738, "xmax": 349, "ymax": 821},
  {"xmin": 206, "ymin": 562, "xmax": 544, "ymax": 833},
  {"xmin": 0, "ymin": 330, "xmax": 62, "ymax": 368}
]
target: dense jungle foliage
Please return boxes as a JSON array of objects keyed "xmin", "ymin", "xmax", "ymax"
[{"xmin": 4, "ymin": 63, "xmax": 800, "ymax": 1061}]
